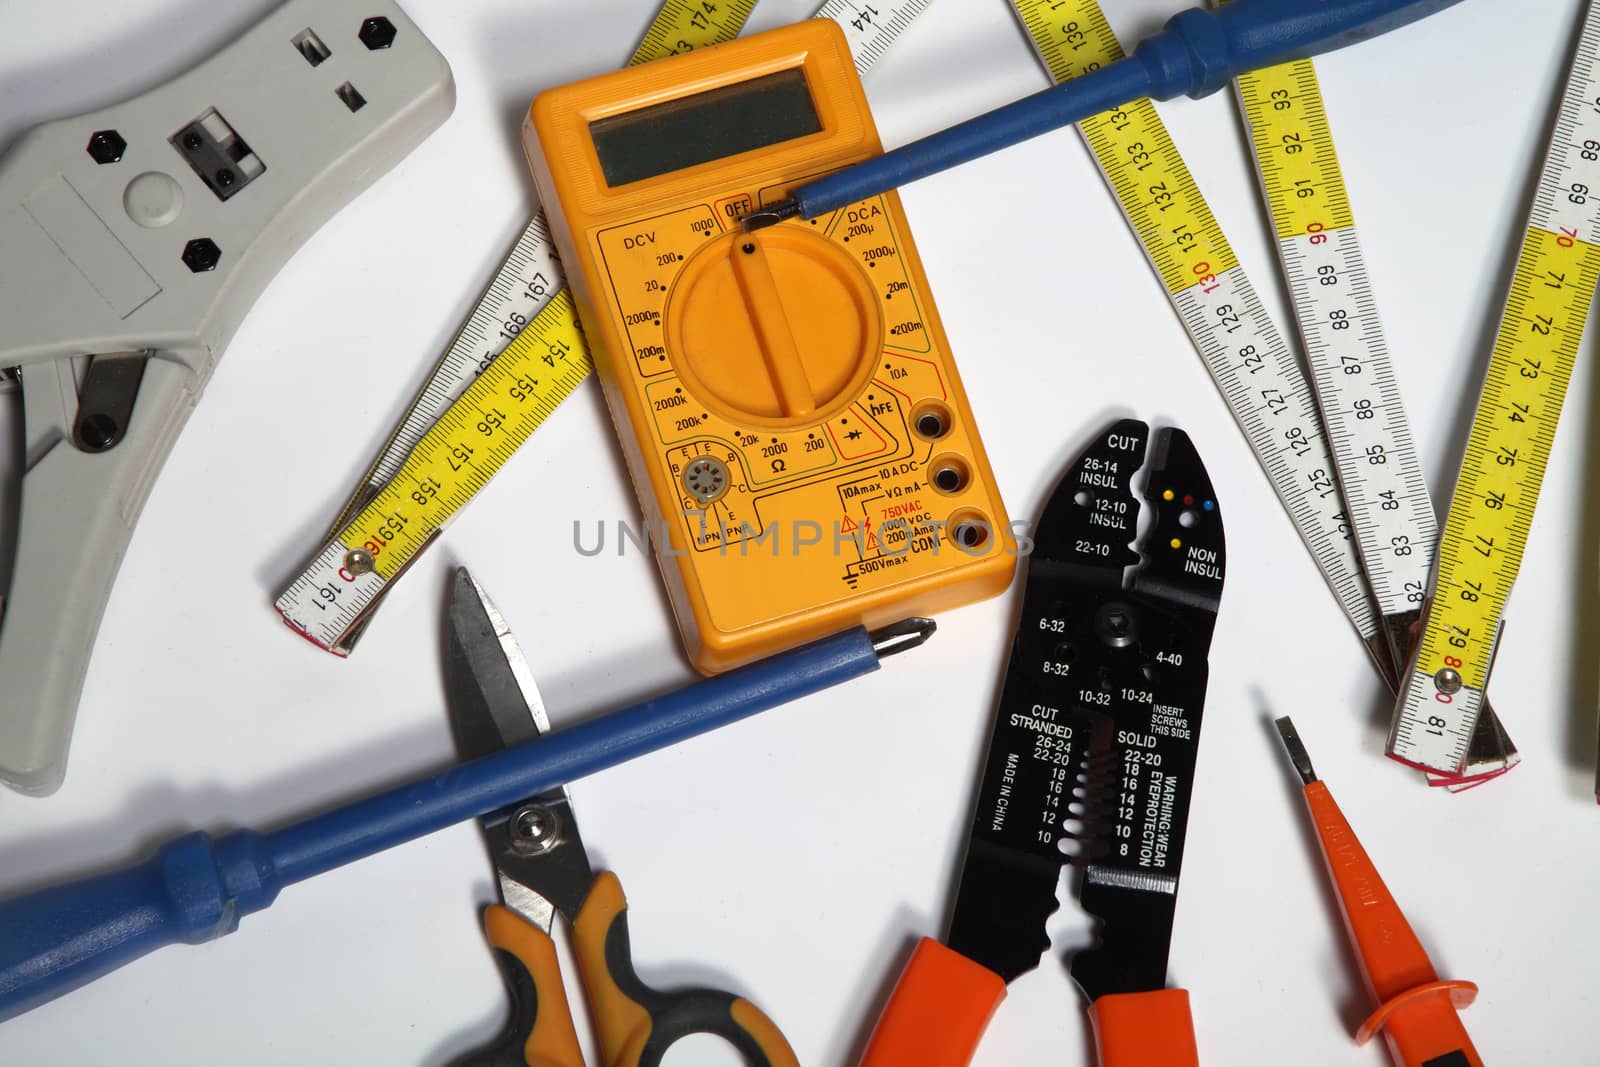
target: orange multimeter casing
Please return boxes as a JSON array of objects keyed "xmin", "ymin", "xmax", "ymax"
[{"xmin": 524, "ymin": 19, "xmax": 1013, "ymax": 673}]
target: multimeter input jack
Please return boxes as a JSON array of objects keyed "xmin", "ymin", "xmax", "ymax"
[
  {"xmin": 946, "ymin": 509, "xmax": 993, "ymax": 552},
  {"xmin": 912, "ymin": 400, "xmax": 953, "ymax": 440},
  {"xmin": 930, "ymin": 454, "xmax": 970, "ymax": 495}
]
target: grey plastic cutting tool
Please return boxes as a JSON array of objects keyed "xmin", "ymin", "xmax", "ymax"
[{"xmin": 0, "ymin": 0, "xmax": 454, "ymax": 794}]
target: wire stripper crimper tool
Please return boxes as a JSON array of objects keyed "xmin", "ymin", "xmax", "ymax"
[{"xmin": 858, "ymin": 418, "xmax": 1226, "ymax": 1066}]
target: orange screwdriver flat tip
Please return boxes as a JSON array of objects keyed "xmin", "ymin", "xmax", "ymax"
[{"xmin": 1273, "ymin": 717, "xmax": 1485, "ymax": 1067}]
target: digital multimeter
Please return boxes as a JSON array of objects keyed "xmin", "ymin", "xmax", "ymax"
[{"xmin": 525, "ymin": 19, "xmax": 1012, "ymax": 672}]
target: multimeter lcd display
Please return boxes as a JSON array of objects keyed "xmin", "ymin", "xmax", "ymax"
[{"xmin": 590, "ymin": 69, "xmax": 821, "ymax": 187}]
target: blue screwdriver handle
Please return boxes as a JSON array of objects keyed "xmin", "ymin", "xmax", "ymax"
[
  {"xmin": 0, "ymin": 623, "xmax": 901, "ymax": 1022},
  {"xmin": 779, "ymin": 0, "xmax": 1467, "ymax": 220}
]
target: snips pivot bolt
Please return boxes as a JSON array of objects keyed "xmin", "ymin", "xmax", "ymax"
[{"xmin": 509, "ymin": 803, "xmax": 563, "ymax": 856}]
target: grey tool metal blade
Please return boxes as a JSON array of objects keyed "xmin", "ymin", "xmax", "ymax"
[{"xmin": 445, "ymin": 568, "xmax": 592, "ymax": 925}]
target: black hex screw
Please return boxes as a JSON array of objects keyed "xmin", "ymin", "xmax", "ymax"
[
  {"xmin": 358, "ymin": 16, "xmax": 396, "ymax": 49},
  {"xmin": 1093, "ymin": 601, "xmax": 1138, "ymax": 649},
  {"xmin": 87, "ymin": 130, "xmax": 126, "ymax": 164},
  {"xmin": 181, "ymin": 238, "xmax": 222, "ymax": 273}
]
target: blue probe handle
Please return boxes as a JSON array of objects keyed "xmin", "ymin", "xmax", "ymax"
[
  {"xmin": 1140, "ymin": 0, "xmax": 1467, "ymax": 100},
  {"xmin": 0, "ymin": 830, "xmax": 281, "ymax": 1021},
  {"xmin": 785, "ymin": 0, "xmax": 1467, "ymax": 218},
  {"xmin": 0, "ymin": 624, "xmax": 893, "ymax": 1023}
]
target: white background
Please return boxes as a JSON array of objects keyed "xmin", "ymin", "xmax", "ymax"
[{"xmin": 1, "ymin": 1, "xmax": 1596, "ymax": 1064}]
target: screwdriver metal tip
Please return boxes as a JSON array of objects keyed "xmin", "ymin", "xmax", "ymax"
[
  {"xmin": 870, "ymin": 617, "xmax": 936, "ymax": 658},
  {"xmin": 1274, "ymin": 716, "xmax": 1318, "ymax": 785},
  {"xmin": 741, "ymin": 198, "xmax": 799, "ymax": 231}
]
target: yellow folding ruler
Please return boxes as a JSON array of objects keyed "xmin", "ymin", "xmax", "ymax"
[
  {"xmin": 1227, "ymin": 36, "xmax": 1518, "ymax": 783},
  {"xmin": 1007, "ymin": 0, "xmax": 1369, "ymax": 649},
  {"xmin": 1388, "ymin": 0, "xmax": 1600, "ymax": 779},
  {"xmin": 1007, "ymin": 0, "xmax": 1514, "ymax": 783},
  {"xmin": 276, "ymin": 0, "xmax": 936, "ymax": 653}
]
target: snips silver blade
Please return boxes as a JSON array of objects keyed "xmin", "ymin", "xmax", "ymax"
[{"xmin": 445, "ymin": 568, "xmax": 593, "ymax": 929}]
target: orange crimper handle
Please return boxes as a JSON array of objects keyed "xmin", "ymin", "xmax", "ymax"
[
  {"xmin": 1088, "ymin": 988, "xmax": 1199, "ymax": 1067},
  {"xmin": 1303, "ymin": 780, "xmax": 1483, "ymax": 1067},
  {"xmin": 857, "ymin": 938, "xmax": 1007, "ymax": 1067},
  {"xmin": 857, "ymin": 938, "xmax": 1199, "ymax": 1067}
]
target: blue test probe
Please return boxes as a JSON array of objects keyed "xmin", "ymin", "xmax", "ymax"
[{"xmin": 748, "ymin": 0, "xmax": 1469, "ymax": 227}]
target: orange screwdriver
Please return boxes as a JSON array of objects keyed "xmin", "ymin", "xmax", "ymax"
[{"xmin": 1273, "ymin": 717, "xmax": 1484, "ymax": 1067}]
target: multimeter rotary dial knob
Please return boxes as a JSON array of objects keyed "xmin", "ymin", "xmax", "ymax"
[{"xmin": 664, "ymin": 226, "xmax": 883, "ymax": 429}]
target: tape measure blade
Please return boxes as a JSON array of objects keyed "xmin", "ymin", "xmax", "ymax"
[
  {"xmin": 1391, "ymin": 611, "xmax": 1507, "ymax": 774},
  {"xmin": 1230, "ymin": 41, "xmax": 1523, "ymax": 778},
  {"xmin": 1390, "ymin": 3, "xmax": 1600, "ymax": 774},
  {"xmin": 316, "ymin": 213, "xmax": 564, "ymax": 652},
  {"xmin": 1384, "ymin": 611, "xmax": 1521, "ymax": 769},
  {"xmin": 328, "ymin": 0, "xmax": 736, "ymax": 544},
  {"xmin": 1166, "ymin": 271, "xmax": 1380, "ymax": 642},
  {"xmin": 283, "ymin": 0, "xmax": 763, "ymax": 653},
  {"xmin": 1424, "ymin": 706, "xmax": 1520, "ymax": 786},
  {"xmin": 1009, "ymin": 0, "xmax": 1382, "ymax": 658},
  {"xmin": 812, "ymin": 0, "xmax": 937, "ymax": 75},
  {"xmin": 630, "ymin": 0, "xmax": 760, "ymax": 64},
  {"xmin": 1274, "ymin": 229, "xmax": 1435, "ymax": 607},
  {"xmin": 276, "ymin": 291, "xmax": 594, "ymax": 650},
  {"xmin": 287, "ymin": 0, "xmax": 937, "ymax": 654},
  {"xmin": 324, "ymin": 213, "xmax": 563, "ymax": 537},
  {"xmin": 1227, "ymin": 57, "xmax": 1443, "ymax": 675}
]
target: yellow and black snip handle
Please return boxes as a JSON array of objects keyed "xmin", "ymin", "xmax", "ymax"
[
  {"xmin": 459, "ymin": 872, "xmax": 798, "ymax": 1067},
  {"xmin": 460, "ymin": 903, "xmax": 584, "ymax": 1067}
]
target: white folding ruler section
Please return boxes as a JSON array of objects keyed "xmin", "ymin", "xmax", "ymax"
[
  {"xmin": 1226, "ymin": 26, "xmax": 1516, "ymax": 782},
  {"xmin": 277, "ymin": 0, "xmax": 936, "ymax": 653},
  {"xmin": 1006, "ymin": 8, "xmax": 1382, "ymax": 682},
  {"xmin": 1010, "ymin": 0, "xmax": 1514, "ymax": 783},
  {"xmin": 1391, "ymin": 0, "xmax": 1600, "ymax": 778},
  {"xmin": 817, "ymin": 0, "xmax": 935, "ymax": 74}
]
